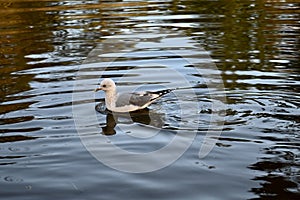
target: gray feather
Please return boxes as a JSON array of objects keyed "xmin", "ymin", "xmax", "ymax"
[{"xmin": 115, "ymin": 89, "xmax": 171, "ymax": 108}]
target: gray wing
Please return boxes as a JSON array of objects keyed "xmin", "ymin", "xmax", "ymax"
[
  {"xmin": 115, "ymin": 92, "xmax": 154, "ymax": 107},
  {"xmin": 115, "ymin": 89, "xmax": 172, "ymax": 108}
]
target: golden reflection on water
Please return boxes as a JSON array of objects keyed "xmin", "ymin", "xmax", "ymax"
[{"xmin": 181, "ymin": 0, "xmax": 299, "ymax": 91}]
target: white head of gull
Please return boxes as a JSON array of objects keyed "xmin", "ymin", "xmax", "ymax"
[{"xmin": 94, "ymin": 78, "xmax": 171, "ymax": 113}]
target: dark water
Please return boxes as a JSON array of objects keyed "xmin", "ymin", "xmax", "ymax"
[{"xmin": 0, "ymin": 0, "xmax": 299, "ymax": 199}]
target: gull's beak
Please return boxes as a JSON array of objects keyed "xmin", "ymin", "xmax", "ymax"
[{"xmin": 94, "ymin": 87, "xmax": 103, "ymax": 92}]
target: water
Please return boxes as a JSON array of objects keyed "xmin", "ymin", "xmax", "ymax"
[{"xmin": 0, "ymin": 0, "xmax": 299, "ymax": 199}]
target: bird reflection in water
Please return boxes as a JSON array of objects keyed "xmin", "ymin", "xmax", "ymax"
[{"xmin": 95, "ymin": 101, "xmax": 165, "ymax": 135}]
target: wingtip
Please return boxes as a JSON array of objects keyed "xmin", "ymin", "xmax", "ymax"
[{"xmin": 156, "ymin": 89, "xmax": 173, "ymax": 96}]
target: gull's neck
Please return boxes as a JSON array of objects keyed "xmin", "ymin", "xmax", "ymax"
[{"xmin": 104, "ymin": 88, "xmax": 117, "ymax": 110}]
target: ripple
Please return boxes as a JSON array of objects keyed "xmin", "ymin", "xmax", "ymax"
[
  {"xmin": 8, "ymin": 146, "xmax": 31, "ymax": 153},
  {"xmin": 0, "ymin": 135, "xmax": 38, "ymax": 143},
  {"xmin": 0, "ymin": 0, "xmax": 299, "ymax": 199},
  {"xmin": 3, "ymin": 176, "xmax": 23, "ymax": 183}
]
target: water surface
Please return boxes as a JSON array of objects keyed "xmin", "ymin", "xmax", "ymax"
[{"xmin": 0, "ymin": 0, "xmax": 299, "ymax": 199}]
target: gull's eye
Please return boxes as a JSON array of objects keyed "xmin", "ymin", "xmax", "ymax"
[{"xmin": 102, "ymin": 84, "xmax": 107, "ymax": 88}]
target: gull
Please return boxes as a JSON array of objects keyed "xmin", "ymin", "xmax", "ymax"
[{"xmin": 94, "ymin": 78, "xmax": 171, "ymax": 113}]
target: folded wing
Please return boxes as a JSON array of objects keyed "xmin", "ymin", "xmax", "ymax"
[{"xmin": 115, "ymin": 89, "xmax": 172, "ymax": 108}]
